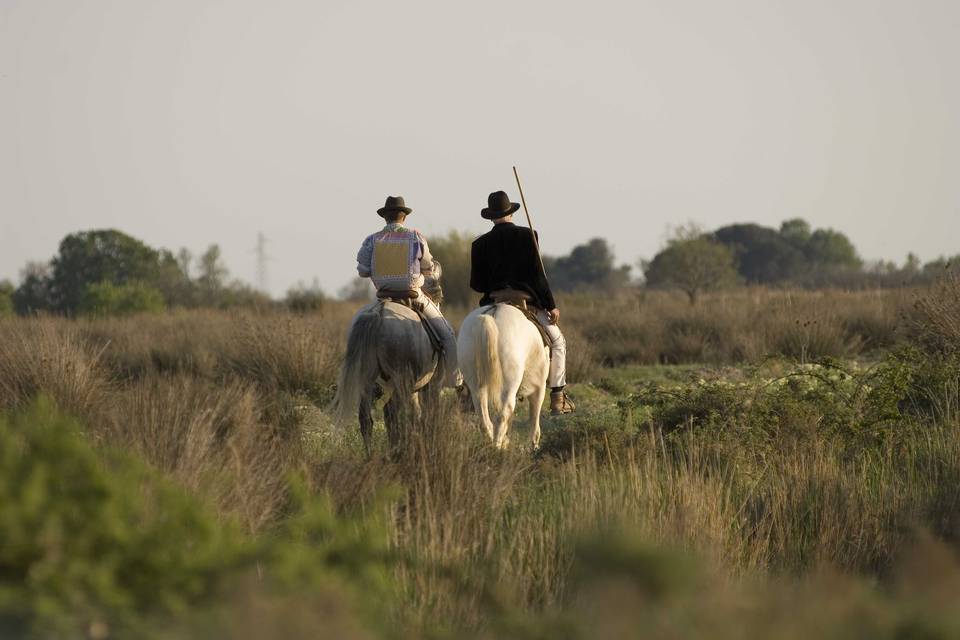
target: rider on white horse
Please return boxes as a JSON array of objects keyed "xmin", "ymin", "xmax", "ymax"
[
  {"xmin": 470, "ymin": 191, "xmax": 576, "ymax": 415},
  {"xmin": 356, "ymin": 195, "xmax": 461, "ymax": 387}
]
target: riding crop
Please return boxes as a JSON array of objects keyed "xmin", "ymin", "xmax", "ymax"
[{"xmin": 512, "ymin": 166, "xmax": 550, "ymax": 283}]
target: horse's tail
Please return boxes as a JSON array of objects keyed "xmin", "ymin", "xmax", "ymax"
[
  {"xmin": 331, "ymin": 308, "xmax": 381, "ymax": 425},
  {"xmin": 474, "ymin": 313, "xmax": 503, "ymax": 415}
]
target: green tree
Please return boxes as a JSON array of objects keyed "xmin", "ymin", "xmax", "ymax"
[
  {"xmin": 779, "ymin": 218, "xmax": 812, "ymax": 247},
  {"xmin": 48, "ymin": 230, "xmax": 161, "ymax": 313},
  {"xmin": 714, "ymin": 223, "xmax": 807, "ymax": 283},
  {"xmin": 78, "ymin": 281, "xmax": 166, "ymax": 316},
  {"xmin": 643, "ymin": 224, "xmax": 739, "ymax": 304},
  {"xmin": 546, "ymin": 238, "xmax": 632, "ymax": 292},
  {"xmin": 196, "ymin": 244, "xmax": 229, "ymax": 306},
  {"xmin": 153, "ymin": 248, "xmax": 196, "ymax": 308},
  {"xmin": 804, "ymin": 228, "xmax": 861, "ymax": 271},
  {"xmin": 425, "ymin": 231, "xmax": 475, "ymax": 307},
  {"xmin": 903, "ymin": 252, "xmax": 922, "ymax": 274},
  {"xmin": 12, "ymin": 262, "xmax": 55, "ymax": 315}
]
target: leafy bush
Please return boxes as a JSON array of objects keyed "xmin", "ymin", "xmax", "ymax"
[
  {"xmin": 617, "ymin": 358, "xmax": 922, "ymax": 448},
  {"xmin": 79, "ymin": 281, "xmax": 165, "ymax": 317},
  {"xmin": 0, "ymin": 398, "xmax": 398, "ymax": 638},
  {"xmin": 285, "ymin": 283, "xmax": 327, "ymax": 313},
  {"xmin": 537, "ymin": 408, "xmax": 644, "ymax": 462},
  {"xmin": 0, "ymin": 398, "xmax": 249, "ymax": 637}
]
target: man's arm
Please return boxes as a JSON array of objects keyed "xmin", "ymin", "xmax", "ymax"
[
  {"xmin": 356, "ymin": 236, "xmax": 373, "ymax": 278},
  {"xmin": 528, "ymin": 230, "xmax": 556, "ymax": 312},
  {"xmin": 417, "ymin": 232, "xmax": 435, "ymax": 277},
  {"xmin": 470, "ymin": 241, "xmax": 487, "ymax": 293}
]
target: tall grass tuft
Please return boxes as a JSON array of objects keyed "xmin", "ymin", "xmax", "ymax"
[
  {"xmin": 0, "ymin": 317, "xmax": 110, "ymax": 419},
  {"xmin": 108, "ymin": 374, "xmax": 300, "ymax": 531}
]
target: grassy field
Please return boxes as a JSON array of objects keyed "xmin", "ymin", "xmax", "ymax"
[{"xmin": 1, "ymin": 281, "xmax": 959, "ymax": 638}]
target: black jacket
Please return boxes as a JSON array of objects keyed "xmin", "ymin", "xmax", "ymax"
[{"xmin": 470, "ymin": 222, "xmax": 556, "ymax": 310}]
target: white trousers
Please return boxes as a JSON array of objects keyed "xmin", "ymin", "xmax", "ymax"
[
  {"xmin": 412, "ymin": 292, "xmax": 461, "ymax": 387},
  {"xmin": 535, "ymin": 309, "xmax": 567, "ymax": 388}
]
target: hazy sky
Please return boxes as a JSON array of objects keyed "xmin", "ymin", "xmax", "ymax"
[{"xmin": 2, "ymin": 0, "xmax": 958, "ymax": 296}]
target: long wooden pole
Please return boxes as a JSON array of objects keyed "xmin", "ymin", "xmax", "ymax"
[{"xmin": 512, "ymin": 166, "xmax": 549, "ymax": 280}]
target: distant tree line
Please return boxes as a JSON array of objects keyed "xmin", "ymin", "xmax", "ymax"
[
  {"xmin": 2, "ymin": 221, "xmax": 954, "ymax": 317},
  {"xmin": 643, "ymin": 218, "xmax": 958, "ymax": 302},
  {"xmin": 1, "ymin": 229, "xmax": 269, "ymax": 317},
  {"xmin": 417, "ymin": 220, "xmax": 956, "ymax": 308}
]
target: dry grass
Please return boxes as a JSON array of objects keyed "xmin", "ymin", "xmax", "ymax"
[
  {"xmin": 107, "ymin": 375, "xmax": 300, "ymax": 531},
  {"xmin": 74, "ymin": 308, "xmax": 351, "ymax": 398},
  {"xmin": 0, "ymin": 310, "xmax": 344, "ymax": 533},
  {"xmin": 909, "ymin": 268, "xmax": 960, "ymax": 354},
  {"xmin": 560, "ymin": 287, "xmax": 908, "ymax": 365},
  {"xmin": 0, "ymin": 317, "xmax": 110, "ymax": 419}
]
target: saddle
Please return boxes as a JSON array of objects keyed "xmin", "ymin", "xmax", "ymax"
[
  {"xmin": 487, "ymin": 289, "xmax": 551, "ymax": 348},
  {"xmin": 375, "ymin": 291, "xmax": 445, "ymax": 356}
]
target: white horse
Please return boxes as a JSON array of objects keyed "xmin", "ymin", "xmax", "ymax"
[{"xmin": 458, "ymin": 304, "xmax": 549, "ymax": 449}]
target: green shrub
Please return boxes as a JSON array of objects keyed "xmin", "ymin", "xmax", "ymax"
[
  {"xmin": 79, "ymin": 281, "xmax": 165, "ymax": 317},
  {"xmin": 537, "ymin": 408, "xmax": 645, "ymax": 462},
  {"xmin": 285, "ymin": 286, "xmax": 326, "ymax": 313},
  {"xmin": 617, "ymin": 357, "xmax": 927, "ymax": 449},
  {"xmin": 0, "ymin": 397, "xmax": 250, "ymax": 637},
  {"xmin": 0, "ymin": 398, "xmax": 397, "ymax": 638}
]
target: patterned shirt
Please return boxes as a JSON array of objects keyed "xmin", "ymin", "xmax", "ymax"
[{"xmin": 357, "ymin": 223, "xmax": 435, "ymax": 292}]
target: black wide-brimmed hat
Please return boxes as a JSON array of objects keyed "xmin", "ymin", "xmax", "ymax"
[
  {"xmin": 377, "ymin": 195, "xmax": 412, "ymax": 217},
  {"xmin": 481, "ymin": 191, "xmax": 521, "ymax": 220}
]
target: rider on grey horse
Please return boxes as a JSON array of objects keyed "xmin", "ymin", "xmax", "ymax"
[
  {"xmin": 470, "ymin": 190, "xmax": 575, "ymax": 415},
  {"xmin": 356, "ymin": 195, "xmax": 461, "ymax": 387}
]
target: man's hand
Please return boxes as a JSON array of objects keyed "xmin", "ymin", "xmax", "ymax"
[{"xmin": 548, "ymin": 308, "xmax": 560, "ymax": 325}]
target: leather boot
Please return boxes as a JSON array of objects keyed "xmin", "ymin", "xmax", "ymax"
[
  {"xmin": 456, "ymin": 384, "xmax": 474, "ymax": 413},
  {"xmin": 550, "ymin": 390, "xmax": 576, "ymax": 415}
]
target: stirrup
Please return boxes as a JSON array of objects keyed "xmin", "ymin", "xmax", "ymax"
[{"xmin": 550, "ymin": 391, "xmax": 576, "ymax": 416}]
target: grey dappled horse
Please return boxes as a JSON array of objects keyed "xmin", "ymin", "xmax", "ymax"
[{"xmin": 331, "ymin": 266, "xmax": 445, "ymax": 454}]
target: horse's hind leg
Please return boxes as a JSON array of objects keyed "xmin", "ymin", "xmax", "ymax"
[
  {"xmin": 476, "ymin": 388, "xmax": 495, "ymax": 442},
  {"xmin": 359, "ymin": 389, "xmax": 375, "ymax": 456},
  {"xmin": 494, "ymin": 390, "xmax": 520, "ymax": 450},
  {"xmin": 528, "ymin": 381, "xmax": 547, "ymax": 450},
  {"xmin": 493, "ymin": 400, "xmax": 515, "ymax": 450},
  {"xmin": 411, "ymin": 393, "xmax": 423, "ymax": 421},
  {"xmin": 384, "ymin": 394, "xmax": 404, "ymax": 453},
  {"xmin": 494, "ymin": 373, "xmax": 528, "ymax": 449}
]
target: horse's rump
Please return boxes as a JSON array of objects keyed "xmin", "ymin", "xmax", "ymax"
[
  {"xmin": 332, "ymin": 301, "xmax": 440, "ymax": 425},
  {"xmin": 459, "ymin": 304, "xmax": 549, "ymax": 448}
]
